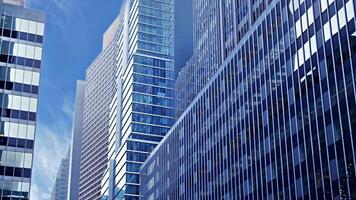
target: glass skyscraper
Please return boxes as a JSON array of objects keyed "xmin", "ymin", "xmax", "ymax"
[
  {"xmin": 175, "ymin": 0, "xmax": 227, "ymax": 118},
  {"xmin": 141, "ymin": 0, "xmax": 356, "ymax": 199},
  {"xmin": 99, "ymin": 0, "xmax": 175, "ymax": 199},
  {"xmin": 0, "ymin": 0, "xmax": 44, "ymax": 199},
  {"xmin": 51, "ymin": 148, "xmax": 70, "ymax": 200}
]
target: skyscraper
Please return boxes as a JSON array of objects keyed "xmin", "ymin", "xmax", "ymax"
[
  {"xmin": 78, "ymin": 20, "xmax": 117, "ymax": 199},
  {"xmin": 175, "ymin": 0, "xmax": 270, "ymax": 118},
  {"xmin": 99, "ymin": 0, "xmax": 175, "ymax": 199},
  {"xmin": 0, "ymin": 0, "xmax": 44, "ymax": 199},
  {"xmin": 141, "ymin": 0, "xmax": 356, "ymax": 199},
  {"xmin": 175, "ymin": 55, "xmax": 200, "ymax": 117},
  {"xmin": 67, "ymin": 80, "xmax": 85, "ymax": 200},
  {"xmin": 175, "ymin": 0, "xmax": 225, "ymax": 117},
  {"xmin": 51, "ymin": 148, "xmax": 70, "ymax": 200}
]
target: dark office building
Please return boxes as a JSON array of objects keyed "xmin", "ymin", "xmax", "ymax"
[{"xmin": 141, "ymin": 0, "xmax": 356, "ymax": 199}]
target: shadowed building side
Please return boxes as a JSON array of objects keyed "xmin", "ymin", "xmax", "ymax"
[{"xmin": 67, "ymin": 80, "xmax": 85, "ymax": 200}]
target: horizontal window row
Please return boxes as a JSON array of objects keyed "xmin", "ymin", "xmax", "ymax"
[
  {"xmin": 1, "ymin": 190, "xmax": 29, "ymax": 199},
  {"xmin": 140, "ymin": 6, "xmax": 171, "ymax": 18},
  {"xmin": 133, "ymin": 55, "xmax": 173, "ymax": 69},
  {"xmin": 127, "ymin": 141, "xmax": 156, "ymax": 153},
  {"xmin": 1, "ymin": 14, "xmax": 44, "ymax": 36},
  {"xmin": 125, "ymin": 162, "xmax": 141, "ymax": 173},
  {"xmin": 132, "ymin": 93, "xmax": 174, "ymax": 107},
  {"xmin": 127, "ymin": 151, "xmax": 149, "ymax": 162},
  {"xmin": 133, "ymin": 64, "xmax": 174, "ymax": 79},
  {"xmin": 133, "ymin": 83, "xmax": 174, "ymax": 98},
  {"xmin": 130, "ymin": 133, "xmax": 163, "ymax": 142},
  {"xmin": 0, "ymin": 150, "xmax": 32, "ymax": 169},
  {"xmin": 133, "ymin": 73, "xmax": 174, "ymax": 87},
  {"xmin": 138, "ymin": 40, "xmax": 170, "ymax": 55},
  {"xmin": 1, "ymin": 40, "xmax": 42, "ymax": 60},
  {"xmin": 132, "ymin": 113, "xmax": 174, "ymax": 127},
  {"xmin": 0, "ymin": 108, "xmax": 36, "ymax": 121},
  {"xmin": 0, "ymin": 121, "xmax": 35, "ymax": 140},
  {"xmin": 0, "ymin": 65, "xmax": 40, "ymax": 86},
  {"xmin": 0, "ymin": 28, "xmax": 43, "ymax": 43},
  {"xmin": 0, "ymin": 180, "xmax": 30, "ymax": 196},
  {"xmin": 0, "ymin": 80, "xmax": 39, "ymax": 95},
  {"xmin": 0, "ymin": 136, "xmax": 34, "ymax": 149},
  {"xmin": 138, "ymin": 15, "xmax": 170, "ymax": 28},
  {"xmin": 132, "ymin": 123, "xmax": 170, "ymax": 136},
  {"xmin": 138, "ymin": 31, "xmax": 169, "ymax": 45},
  {"xmin": 139, "ymin": 0, "xmax": 173, "ymax": 9},
  {"xmin": 0, "ymin": 93, "xmax": 37, "ymax": 112},
  {"xmin": 132, "ymin": 103, "xmax": 174, "ymax": 116},
  {"xmin": 0, "ymin": 166, "xmax": 31, "ymax": 178},
  {"xmin": 126, "ymin": 173, "xmax": 140, "ymax": 184},
  {"xmin": 0, "ymin": 54, "xmax": 41, "ymax": 68}
]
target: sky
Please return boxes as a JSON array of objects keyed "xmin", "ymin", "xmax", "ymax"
[
  {"xmin": 25, "ymin": 0, "xmax": 123, "ymax": 199},
  {"xmin": 24, "ymin": 0, "xmax": 193, "ymax": 199}
]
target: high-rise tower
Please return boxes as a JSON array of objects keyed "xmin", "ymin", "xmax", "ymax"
[
  {"xmin": 0, "ymin": 0, "xmax": 44, "ymax": 199},
  {"xmin": 141, "ymin": 0, "xmax": 356, "ymax": 199},
  {"xmin": 100, "ymin": 0, "xmax": 175, "ymax": 199},
  {"xmin": 78, "ymin": 22, "xmax": 117, "ymax": 199},
  {"xmin": 67, "ymin": 80, "xmax": 85, "ymax": 200},
  {"xmin": 51, "ymin": 148, "xmax": 70, "ymax": 200}
]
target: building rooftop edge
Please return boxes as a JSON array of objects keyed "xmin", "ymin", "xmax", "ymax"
[{"xmin": 0, "ymin": 1, "xmax": 45, "ymax": 22}]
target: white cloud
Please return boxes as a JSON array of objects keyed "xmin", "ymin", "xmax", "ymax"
[
  {"xmin": 30, "ymin": 183, "xmax": 51, "ymax": 200},
  {"xmin": 30, "ymin": 122, "xmax": 71, "ymax": 199},
  {"xmin": 26, "ymin": 0, "xmax": 88, "ymax": 49},
  {"xmin": 61, "ymin": 98, "xmax": 74, "ymax": 119}
]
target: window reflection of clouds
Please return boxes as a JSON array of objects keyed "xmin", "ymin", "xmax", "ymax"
[
  {"xmin": 2, "ymin": 93, "xmax": 38, "ymax": 112},
  {"xmin": 0, "ymin": 150, "xmax": 32, "ymax": 168},
  {"xmin": 9, "ymin": 68, "xmax": 40, "ymax": 86},
  {"xmin": 14, "ymin": 17, "xmax": 44, "ymax": 36},
  {"xmin": 3, "ymin": 121, "xmax": 35, "ymax": 140}
]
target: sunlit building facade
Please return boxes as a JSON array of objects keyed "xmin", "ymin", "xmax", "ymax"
[
  {"xmin": 141, "ymin": 0, "xmax": 356, "ymax": 199},
  {"xmin": 78, "ymin": 24, "xmax": 117, "ymax": 199},
  {"xmin": 0, "ymin": 0, "xmax": 44, "ymax": 199},
  {"xmin": 100, "ymin": 0, "xmax": 175, "ymax": 199}
]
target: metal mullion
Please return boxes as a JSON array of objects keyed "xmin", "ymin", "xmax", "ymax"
[{"xmin": 342, "ymin": 0, "xmax": 356, "ymax": 182}]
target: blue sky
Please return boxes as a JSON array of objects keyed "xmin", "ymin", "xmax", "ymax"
[
  {"xmin": 25, "ymin": 0, "xmax": 123, "ymax": 199},
  {"xmin": 24, "ymin": 0, "xmax": 193, "ymax": 199}
]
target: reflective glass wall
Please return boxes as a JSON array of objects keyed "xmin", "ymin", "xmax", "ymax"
[
  {"xmin": 100, "ymin": 0, "xmax": 175, "ymax": 199},
  {"xmin": 51, "ymin": 148, "xmax": 70, "ymax": 200},
  {"xmin": 0, "ymin": 2, "xmax": 44, "ymax": 199},
  {"xmin": 141, "ymin": 0, "xmax": 356, "ymax": 199},
  {"xmin": 116, "ymin": 0, "xmax": 175, "ymax": 198}
]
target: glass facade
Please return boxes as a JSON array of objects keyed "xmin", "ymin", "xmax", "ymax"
[
  {"xmin": 175, "ymin": 0, "xmax": 223, "ymax": 118},
  {"xmin": 175, "ymin": 55, "xmax": 202, "ymax": 118},
  {"xmin": 141, "ymin": 0, "xmax": 356, "ymax": 199},
  {"xmin": 100, "ymin": 0, "xmax": 175, "ymax": 199},
  {"xmin": 51, "ymin": 148, "xmax": 70, "ymax": 200},
  {"xmin": 176, "ymin": 0, "xmax": 276, "ymax": 118},
  {"xmin": 0, "ymin": 2, "xmax": 44, "ymax": 199}
]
